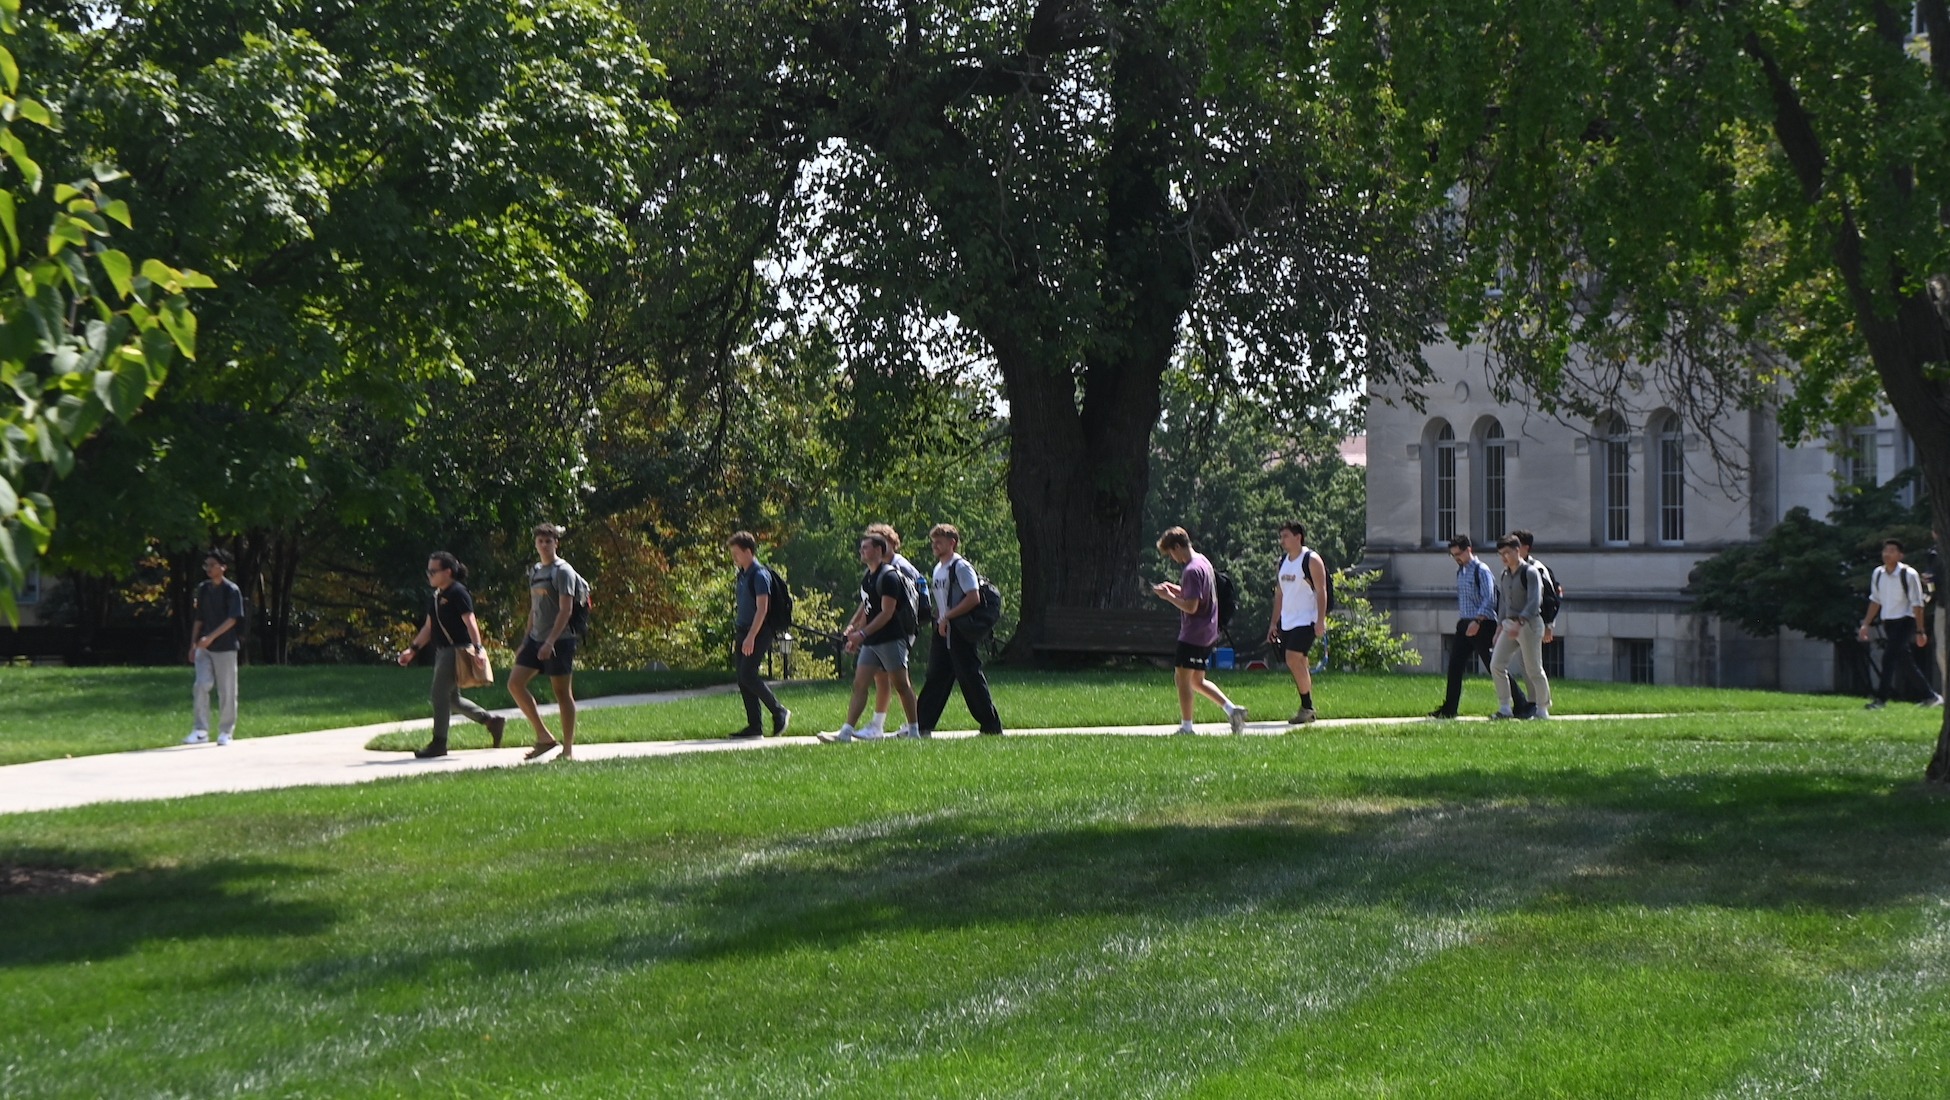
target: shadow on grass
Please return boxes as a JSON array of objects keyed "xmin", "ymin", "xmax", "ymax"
[
  {"xmin": 0, "ymin": 852, "xmax": 339, "ymax": 968},
  {"xmin": 258, "ymin": 764, "xmax": 1950, "ymax": 993}
]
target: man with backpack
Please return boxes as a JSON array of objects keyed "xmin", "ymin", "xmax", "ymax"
[
  {"xmin": 727, "ymin": 531, "xmax": 792, "ymax": 739},
  {"xmin": 1267, "ymin": 521, "xmax": 1328, "ymax": 725},
  {"xmin": 1489, "ymin": 534, "xmax": 1552, "ymax": 720},
  {"xmin": 1152, "ymin": 526, "xmax": 1249, "ymax": 735},
  {"xmin": 1428, "ymin": 533, "xmax": 1531, "ymax": 720},
  {"xmin": 917, "ymin": 523, "xmax": 1005, "ymax": 738},
  {"xmin": 1859, "ymin": 537, "xmax": 1942, "ymax": 709},
  {"xmin": 510, "ymin": 522, "xmax": 589, "ymax": 760},
  {"xmin": 1510, "ymin": 528, "xmax": 1560, "ymax": 718},
  {"xmin": 857, "ymin": 523, "xmax": 929, "ymax": 738},
  {"xmin": 819, "ymin": 531, "xmax": 921, "ymax": 742}
]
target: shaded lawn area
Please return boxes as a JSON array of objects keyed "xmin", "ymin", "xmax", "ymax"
[
  {"xmin": 0, "ymin": 665, "xmax": 731, "ymax": 766},
  {"xmin": 3, "ymin": 720, "xmax": 1948, "ymax": 1096}
]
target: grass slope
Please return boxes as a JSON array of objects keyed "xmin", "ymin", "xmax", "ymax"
[{"xmin": 3, "ymin": 713, "xmax": 1948, "ymax": 1097}]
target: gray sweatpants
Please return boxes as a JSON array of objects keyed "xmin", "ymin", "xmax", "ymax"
[
  {"xmin": 431, "ymin": 646, "xmax": 495, "ymax": 745},
  {"xmin": 1490, "ymin": 617, "xmax": 1551, "ymax": 714},
  {"xmin": 192, "ymin": 648, "xmax": 239, "ymax": 737}
]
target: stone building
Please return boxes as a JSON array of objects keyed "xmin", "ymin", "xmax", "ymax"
[{"xmin": 1361, "ymin": 342, "xmax": 1919, "ymax": 692}]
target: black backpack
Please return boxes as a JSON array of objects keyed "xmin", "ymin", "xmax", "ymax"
[
  {"xmin": 949, "ymin": 560, "xmax": 1004, "ymax": 638},
  {"xmin": 1534, "ymin": 559, "xmax": 1562, "ymax": 623},
  {"xmin": 758, "ymin": 565, "xmax": 793, "ymax": 633},
  {"xmin": 1285, "ymin": 549, "xmax": 1336, "ymax": 615},
  {"xmin": 1214, "ymin": 570, "xmax": 1238, "ymax": 629}
]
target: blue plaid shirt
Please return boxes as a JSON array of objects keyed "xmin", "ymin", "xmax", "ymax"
[{"xmin": 1457, "ymin": 557, "xmax": 1497, "ymax": 620}]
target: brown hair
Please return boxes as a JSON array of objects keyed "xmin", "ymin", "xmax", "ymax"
[
  {"xmin": 929, "ymin": 524, "xmax": 961, "ymax": 543},
  {"xmin": 865, "ymin": 522, "xmax": 901, "ymax": 552},
  {"xmin": 533, "ymin": 522, "xmax": 565, "ymax": 539},
  {"xmin": 727, "ymin": 531, "xmax": 757, "ymax": 552},
  {"xmin": 1156, "ymin": 526, "xmax": 1191, "ymax": 553}
]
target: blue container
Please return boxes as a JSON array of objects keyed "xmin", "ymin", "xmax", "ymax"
[{"xmin": 1212, "ymin": 647, "xmax": 1235, "ymax": 670}]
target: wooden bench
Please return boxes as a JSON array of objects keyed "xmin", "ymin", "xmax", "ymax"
[{"xmin": 1031, "ymin": 607, "xmax": 1182, "ymax": 658}]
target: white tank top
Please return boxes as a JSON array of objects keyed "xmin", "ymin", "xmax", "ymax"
[{"xmin": 1278, "ymin": 552, "xmax": 1320, "ymax": 629}]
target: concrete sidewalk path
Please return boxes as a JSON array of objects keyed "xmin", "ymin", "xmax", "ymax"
[{"xmin": 0, "ymin": 698, "xmax": 1659, "ymax": 816}]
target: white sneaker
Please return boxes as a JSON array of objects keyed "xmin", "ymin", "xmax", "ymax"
[
  {"xmin": 183, "ymin": 730, "xmax": 209, "ymax": 744},
  {"xmin": 816, "ymin": 726, "xmax": 856, "ymax": 744},
  {"xmin": 1228, "ymin": 705, "xmax": 1248, "ymax": 736},
  {"xmin": 894, "ymin": 724, "xmax": 922, "ymax": 739},
  {"xmin": 863, "ymin": 716, "xmax": 887, "ymax": 738},
  {"xmin": 1524, "ymin": 709, "xmax": 1550, "ymax": 721},
  {"xmin": 853, "ymin": 724, "xmax": 887, "ymax": 741},
  {"xmin": 1174, "ymin": 722, "xmax": 1197, "ymax": 736},
  {"xmin": 216, "ymin": 732, "xmax": 232, "ymax": 746},
  {"xmin": 1923, "ymin": 694, "xmax": 1945, "ymax": 709}
]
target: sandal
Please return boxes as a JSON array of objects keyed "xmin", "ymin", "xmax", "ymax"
[{"xmin": 524, "ymin": 737, "xmax": 560, "ymax": 761}]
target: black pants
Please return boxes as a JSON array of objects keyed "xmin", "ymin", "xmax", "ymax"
[
  {"xmin": 1875, "ymin": 617, "xmax": 1934, "ymax": 703},
  {"xmin": 1442, "ymin": 617, "xmax": 1528, "ymax": 714},
  {"xmin": 917, "ymin": 625, "xmax": 1002, "ymax": 734},
  {"xmin": 735, "ymin": 628, "xmax": 785, "ymax": 730}
]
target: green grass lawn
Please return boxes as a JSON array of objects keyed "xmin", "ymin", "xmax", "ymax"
[
  {"xmin": 354, "ymin": 665, "xmax": 1863, "ymax": 751},
  {"xmin": 2, "ymin": 712, "xmax": 1947, "ymax": 1096},
  {"xmin": 0, "ymin": 665, "xmax": 731, "ymax": 765}
]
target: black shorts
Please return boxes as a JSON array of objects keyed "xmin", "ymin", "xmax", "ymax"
[
  {"xmin": 1278, "ymin": 624, "xmax": 1318, "ymax": 655},
  {"xmin": 514, "ymin": 635, "xmax": 578, "ymax": 676},
  {"xmin": 1174, "ymin": 642, "xmax": 1212, "ymax": 670}
]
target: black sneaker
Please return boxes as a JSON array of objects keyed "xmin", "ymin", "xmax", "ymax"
[
  {"xmin": 1864, "ymin": 699, "xmax": 1887, "ymax": 711},
  {"xmin": 1514, "ymin": 702, "xmax": 1537, "ymax": 719},
  {"xmin": 1425, "ymin": 708, "xmax": 1456, "ymax": 719},
  {"xmin": 730, "ymin": 727, "xmax": 764, "ymax": 739},
  {"xmin": 414, "ymin": 743, "xmax": 448, "ymax": 759},
  {"xmin": 771, "ymin": 709, "xmax": 791, "ymax": 737}
]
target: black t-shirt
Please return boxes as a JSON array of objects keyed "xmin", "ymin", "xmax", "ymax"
[
  {"xmin": 861, "ymin": 565, "xmax": 909, "ymax": 646},
  {"xmin": 194, "ymin": 579, "xmax": 245, "ymax": 652},
  {"xmin": 431, "ymin": 582, "xmax": 477, "ymax": 647}
]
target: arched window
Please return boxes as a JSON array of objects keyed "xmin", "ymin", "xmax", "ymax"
[
  {"xmin": 1435, "ymin": 422, "xmax": 1458, "ymax": 544},
  {"xmin": 1602, "ymin": 414, "xmax": 1630, "ymax": 545},
  {"xmin": 1480, "ymin": 419, "xmax": 1507, "ymax": 542},
  {"xmin": 1656, "ymin": 416, "xmax": 1685, "ymax": 544}
]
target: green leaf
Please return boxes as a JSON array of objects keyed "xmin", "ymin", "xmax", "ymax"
[
  {"xmin": 0, "ymin": 45, "xmax": 16, "ymax": 97},
  {"xmin": 99, "ymin": 358, "xmax": 148, "ymax": 420},
  {"xmin": 159, "ymin": 296, "xmax": 197, "ymax": 359},
  {"xmin": 0, "ymin": 473, "xmax": 16, "ymax": 517},
  {"xmin": 53, "ymin": 183, "xmax": 78, "ymax": 204},
  {"xmin": 0, "ymin": 126, "xmax": 41, "ymax": 193},
  {"xmin": 97, "ymin": 248, "xmax": 133, "ymax": 297},
  {"xmin": 15, "ymin": 98, "xmax": 52, "ymax": 128},
  {"xmin": 0, "ymin": 189, "xmax": 16, "ymax": 258},
  {"xmin": 102, "ymin": 199, "xmax": 132, "ymax": 229}
]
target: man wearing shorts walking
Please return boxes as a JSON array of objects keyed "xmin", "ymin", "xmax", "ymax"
[
  {"xmin": 510, "ymin": 522, "xmax": 586, "ymax": 759},
  {"xmin": 1267, "ymin": 521, "xmax": 1328, "ymax": 725},
  {"xmin": 819, "ymin": 532, "xmax": 921, "ymax": 742},
  {"xmin": 1152, "ymin": 526, "xmax": 1248, "ymax": 735}
]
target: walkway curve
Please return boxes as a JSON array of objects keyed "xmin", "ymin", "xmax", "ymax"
[{"xmin": 0, "ymin": 687, "xmax": 1664, "ymax": 816}]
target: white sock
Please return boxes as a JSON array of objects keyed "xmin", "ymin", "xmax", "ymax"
[
  {"xmin": 1178, "ymin": 720, "xmax": 1196, "ymax": 732},
  {"xmin": 870, "ymin": 710, "xmax": 887, "ymax": 730}
]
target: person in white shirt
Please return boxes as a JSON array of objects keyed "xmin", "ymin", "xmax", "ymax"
[
  {"xmin": 854, "ymin": 522, "xmax": 927, "ymax": 738},
  {"xmin": 1858, "ymin": 538, "xmax": 1942, "ymax": 709},
  {"xmin": 915, "ymin": 524, "xmax": 1004, "ymax": 737},
  {"xmin": 1265, "ymin": 521, "xmax": 1328, "ymax": 725}
]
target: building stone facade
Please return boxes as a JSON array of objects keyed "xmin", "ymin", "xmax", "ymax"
[{"xmin": 1363, "ymin": 342, "xmax": 1919, "ymax": 692}]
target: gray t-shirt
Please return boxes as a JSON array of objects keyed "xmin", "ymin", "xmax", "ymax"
[
  {"xmin": 735, "ymin": 562, "xmax": 775, "ymax": 631},
  {"xmin": 195, "ymin": 578, "xmax": 245, "ymax": 652},
  {"xmin": 931, "ymin": 555, "xmax": 980, "ymax": 621},
  {"xmin": 528, "ymin": 559, "xmax": 583, "ymax": 642}
]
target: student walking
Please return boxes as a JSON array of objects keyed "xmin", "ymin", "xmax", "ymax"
[
  {"xmin": 509, "ymin": 523, "xmax": 588, "ymax": 760},
  {"xmin": 856, "ymin": 522, "xmax": 928, "ymax": 738},
  {"xmin": 1152, "ymin": 526, "xmax": 1248, "ymax": 735},
  {"xmin": 183, "ymin": 549, "xmax": 245, "ymax": 745},
  {"xmin": 728, "ymin": 531, "xmax": 792, "ymax": 739},
  {"xmin": 1266, "ymin": 521, "xmax": 1328, "ymax": 725},
  {"xmin": 1488, "ymin": 535, "xmax": 1552, "ymax": 720},
  {"xmin": 1427, "ymin": 533, "xmax": 1530, "ymax": 719},
  {"xmin": 396, "ymin": 552, "xmax": 507, "ymax": 758},
  {"xmin": 819, "ymin": 532, "xmax": 921, "ymax": 742},
  {"xmin": 916, "ymin": 524, "xmax": 1004, "ymax": 737},
  {"xmin": 1859, "ymin": 538, "xmax": 1942, "ymax": 709}
]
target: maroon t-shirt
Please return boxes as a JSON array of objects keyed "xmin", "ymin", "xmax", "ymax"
[{"xmin": 1177, "ymin": 553, "xmax": 1221, "ymax": 647}]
